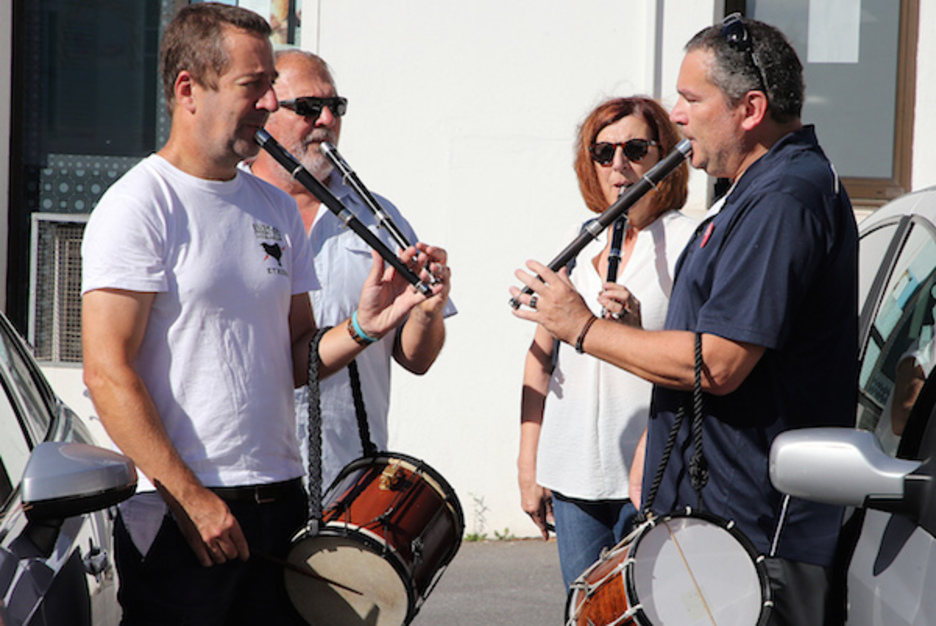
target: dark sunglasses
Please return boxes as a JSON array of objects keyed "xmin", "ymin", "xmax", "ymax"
[
  {"xmin": 720, "ymin": 13, "xmax": 769, "ymax": 98},
  {"xmin": 589, "ymin": 139, "xmax": 659, "ymax": 166},
  {"xmin": 278, "ymin": 96, "xmax": 348, "ymax": 119}
]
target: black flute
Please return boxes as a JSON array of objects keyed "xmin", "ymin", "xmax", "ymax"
[
  {"xmin": 320, "ymin": 141, "xmax": 441, "ymax": 285},
  {"xmin": 509, "ymin": 138, "xmax": 691, "ymax": 309},
  {"xmin": 600, "ymin": 214, "xmax": 627, "ymax": 319},
  {"xmin": 255, "ymin": 129, "xmax": 432, "ymax": 297},
  {"xmin": 319, "ymin": 141, "xmax": 412, "ymax": 251}
]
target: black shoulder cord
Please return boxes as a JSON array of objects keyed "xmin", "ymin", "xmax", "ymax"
[
  {"xmin": 688, "ymin": 331, "xmax": 709, "ymax": 506},
  {"xmin": 637, "ymin": 332, "xmax": 708, "ymax": 522},
  {"xmin": 306, "ymin": 326, "xmax": 332, "ymax": 529},
  {"xmin": 347, "ymin": 360, "xmax": 378, "ymax": 458}
]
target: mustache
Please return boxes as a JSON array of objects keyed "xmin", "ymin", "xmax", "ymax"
[{"xmin": 298, "ymin": 129, "xmax": 337, "ymax": 151}]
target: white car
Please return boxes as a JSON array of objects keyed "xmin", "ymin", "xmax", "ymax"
[
  {"xmin": 0, "ymin": 312, "xmax": 136, "ymax": 625},
  {"xmin": 771, "ymin": 186, "xmax": 936, "ymax": 625}
]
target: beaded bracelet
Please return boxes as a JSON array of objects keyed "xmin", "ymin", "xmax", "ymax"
[
  {"xmin": 348, "ymin": 310, "xmax": 379, "ymax": 346},
  {"xmin": 575, "ymin": 315, "xmax": 598, "ymax": 354}
]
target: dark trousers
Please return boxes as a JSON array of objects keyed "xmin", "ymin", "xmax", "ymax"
[
  {"xmin": 765, "ymin": 557, "xmax": 838, "ymax": 626},
  {"xmin": 114, "ymin": 483, "xmax": 308, "ymax": 626}
]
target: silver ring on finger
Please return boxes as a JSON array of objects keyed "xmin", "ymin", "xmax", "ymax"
[{"xmin": 529, "ymin": 295, "xmax": 538, "ymax": 310}]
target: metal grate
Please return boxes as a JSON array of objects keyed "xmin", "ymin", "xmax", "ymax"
[{"xmin": 29, "ymin": 214, "xmax": 88, "ymax": 363}]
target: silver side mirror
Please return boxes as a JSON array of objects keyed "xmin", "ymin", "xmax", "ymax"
[
  {"xmin": 770, "ymin": 428, "xmax": 920, "ymax": 507},
  {"xmin": 22, "ymin": 441, "xmax": 137, "ymax": 522}
]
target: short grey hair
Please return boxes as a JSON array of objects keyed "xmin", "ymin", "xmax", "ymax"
[{"xmin": 686, "ymin": 17, "xmax": 804, "ymax": 124}]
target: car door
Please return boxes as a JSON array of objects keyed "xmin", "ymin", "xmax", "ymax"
[
  {"xmin": 846, "ymin": 209, "xmax": 936, "ymax": 625},
  {"xmin": 857, "ymin": 213, "xmax": 936, "ymax": 448},
  {"xmin": 0, "ymin": 315, "xmax": 120, "ymax": 626}
]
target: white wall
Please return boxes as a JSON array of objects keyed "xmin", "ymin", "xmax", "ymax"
[
  {"xmin": 37, "ymin": 0, "xmax": 936, "ymax": 540},
  {"xmin": 913, "ymin": 0, "xmax": 936, "ymax": 192},
  {"xmin": 300, "ymin": 0, "xmax": 717, "ymax": 538},
  {"xmin": 294, "ymin": 0, "xmax": 936, "ymax": 538}
]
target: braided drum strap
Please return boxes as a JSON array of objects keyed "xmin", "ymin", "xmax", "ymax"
[
  {"xmin": 688, "ymin": 331, "xmax": 708, "ymax": 506},
  {"xmin": 306, "ymin": 326, "xmax": 332, "ymax": 524},
  {"xmin": 638, "ymin": 332, "xmax": 706, "ymax": 522},
  {"xmin": 348, "ymin": 360, "xmax": 378, "ymax": 458}
]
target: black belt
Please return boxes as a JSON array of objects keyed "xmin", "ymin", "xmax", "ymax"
[{"xmin": 210, "ymin": 478, "xmax": 303, "ymax": 504}]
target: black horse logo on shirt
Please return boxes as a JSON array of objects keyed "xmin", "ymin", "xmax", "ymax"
[{"xmin": 261, "ymin": 242, "xmax": 283, "ymax": 266}]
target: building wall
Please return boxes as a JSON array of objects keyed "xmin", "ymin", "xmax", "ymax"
[
  {"xmin": 297, "ymin": 0, "xmax": 936, "ymax": 539},
  {"xmin": 300, "ymin": 0, "xmax": 718, "ymax": 540},
  {"xmin": 30, "ymin": 0, "xmax": 936, "ymax": 540},
  {"xmin": 914, "ymin": 0, "xmax": 936, "ymax": 192}
]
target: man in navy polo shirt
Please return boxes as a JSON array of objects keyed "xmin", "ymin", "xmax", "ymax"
[{"xmin": 511, "ymin": 16, "xmax": 856, "ymax": 625}]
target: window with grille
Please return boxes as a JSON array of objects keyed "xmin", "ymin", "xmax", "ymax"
[{"xmin": 29, "ymin": 214, "xmax": 87, "ymax": 363}]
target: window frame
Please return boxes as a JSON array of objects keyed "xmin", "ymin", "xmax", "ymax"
[
  {"xmin": 839, "ymin": 0, "xmax": 919, "ymax": 206},
  {"xmin": 731, "ymin": 0, "xmax": 919, "ymax": 207}
]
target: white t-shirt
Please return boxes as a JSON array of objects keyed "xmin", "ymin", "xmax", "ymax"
[
  {"xmin": 536, "ymin": 209, "xmax": 697, "ymax": 500},
  {"xmin": 82, "ymin": 154, "xmax": 319, "ymax": 491},
  {"xmin": 295, "ymin": 172, "xmax": 456, "ymax": 486}
]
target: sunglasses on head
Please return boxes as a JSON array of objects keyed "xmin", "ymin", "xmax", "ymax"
[
  {"xmin": 278, "ymin": 96, "xmax": 348, "ymax": 119},
  {"xmin": 720, "ymin": 13, "xmax": 769, "ymax": 98},
  {"xmin": 589, "ymin": 139, "xmax": 659, "ymax": 166}
]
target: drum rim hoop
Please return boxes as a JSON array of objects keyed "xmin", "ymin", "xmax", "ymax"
[
  {"xmin": 310, "ymin": 453, "xmax": 467, "ymax": 608},
  {"xmin": 326, "ymin": 450, "xmax": 466, "ymax": 528},
  {"xmin": 285, "ymin": 526, "xmax": 418, "ymax": 623},
  {"xmin": 565, "ymin": 508, "xmax": 773, "ymax": 626},
  {"xmin": 624, "ymin": 508, "xmax": 773, "ymax": 626}
]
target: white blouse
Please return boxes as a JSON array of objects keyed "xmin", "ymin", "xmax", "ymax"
[{"xmin": 536, "ymin": 209, "xmax": 698, "ymax": 500}]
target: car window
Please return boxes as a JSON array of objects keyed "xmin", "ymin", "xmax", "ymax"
[
  {"xmin": 0, "ymin": 321, "xmax": 54, "ymax": 444},
  {"xmin": 858, "ymin": 222, "xmax": 900, "ymax": 314},
  {"xmin": 857, "ymin": 219, "xmax": 936, "ymax": 456},
  {"xmin": 0, "ymin": 378, "xmax": 31, "ymax": 511}
]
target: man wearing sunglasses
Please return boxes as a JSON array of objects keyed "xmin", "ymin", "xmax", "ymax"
[
  {"xmin": 250, "ymin": 50, "xmax": 455, "ymax": 487},
  {"xmin": 513, "ymin": 16, "xmax": 856, "ymax": 625}
]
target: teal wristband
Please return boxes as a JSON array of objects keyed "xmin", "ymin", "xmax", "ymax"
[{"xmin": 351, "ymin": 310, "xmax": 379, "ymax": 345}]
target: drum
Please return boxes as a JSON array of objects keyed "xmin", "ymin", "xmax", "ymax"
[
  {"xmin": 285, "ymin": 452, "xmax": 464, "ymax": 626},
  {"xmin": 566, "ymin": 509, "xmax": 772, "ymax": 626}
]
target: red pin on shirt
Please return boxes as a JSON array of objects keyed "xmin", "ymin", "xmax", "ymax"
[{"xmin": 700, "ymin": 221, "xmax": 714, "ymax": 248}]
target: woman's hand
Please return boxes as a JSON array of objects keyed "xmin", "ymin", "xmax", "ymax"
[
  {"xmin": 519, "ymin": 468, "xmax": 554, "ymax": 540},
  {"xmin": 599, "ymin": 283, "xmax": 642, "ymax": 327}
]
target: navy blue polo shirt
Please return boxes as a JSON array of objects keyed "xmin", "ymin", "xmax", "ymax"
[{"xmin": 644, "ymin": 126, "xmax": 858, "ymax": 566}]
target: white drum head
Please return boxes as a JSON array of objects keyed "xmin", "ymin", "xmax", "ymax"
[
  {"xmin": 631, "ymin": 516, "xmax": 765, "ymax": 626},
  {"xmin": 285, "ymin": 533, "xmax": 411, "ymax": 626}
]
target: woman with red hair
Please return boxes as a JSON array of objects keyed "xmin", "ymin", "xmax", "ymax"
[{"xmin": 518, "ymin": 96, "xmax": 696, "ymax": 589}]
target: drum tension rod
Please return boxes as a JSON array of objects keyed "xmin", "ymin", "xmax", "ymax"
[
  {"xmin": 375, "ymin": 508, "xmax": 396, "ymax": 527},
  {"xmin": 411, "ymin": 537, "xmax": 424, "ymax": 565}
]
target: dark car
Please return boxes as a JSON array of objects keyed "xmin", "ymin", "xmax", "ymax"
[
  {"xmin": 771, "ymin": 186, "xmax": 936, "ymax": 625},
  {"xmin": 0, "ymin": 312, "xmax": 136, "ymax": 625}
]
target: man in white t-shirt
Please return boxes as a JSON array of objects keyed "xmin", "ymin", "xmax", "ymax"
[
  {"xmin": 250, "ymin": 50, "xmax": 455, "ymax": 485},
  {"xmin": 80, "ymin": 5, "xmax": 441, "ymax": 624}
]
